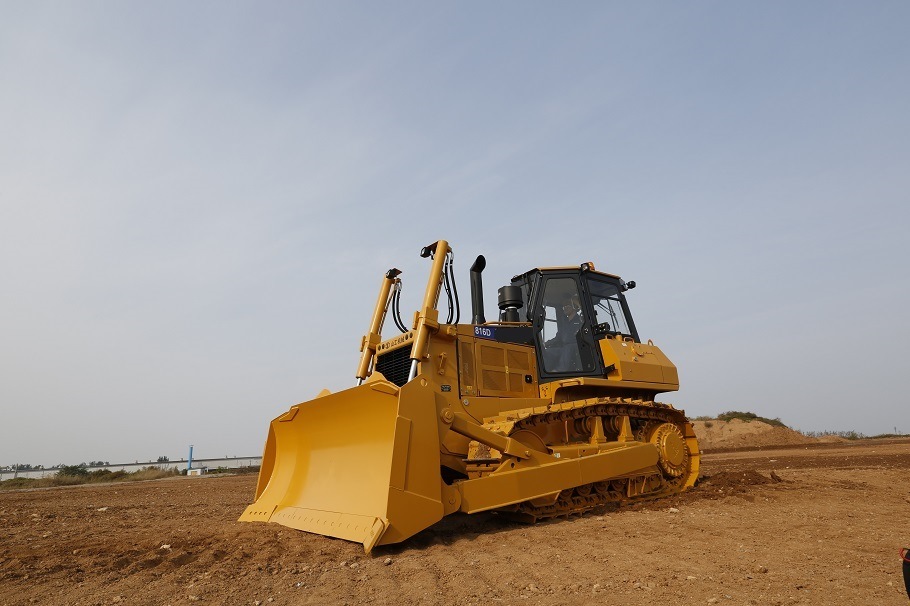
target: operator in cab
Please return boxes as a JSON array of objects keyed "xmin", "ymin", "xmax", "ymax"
[{"xmin": 544, "ymin": 294, "xmax": 583, "ymax": 372}]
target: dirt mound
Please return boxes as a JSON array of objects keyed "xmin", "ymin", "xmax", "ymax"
[{"xmin": 691, "ymin": 418, "xmax": 817, "ymax": 450}]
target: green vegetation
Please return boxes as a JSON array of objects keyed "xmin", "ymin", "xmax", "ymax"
[
  {"xmin": 692, "ymin": 411, "xmax": 787, "ymax": 427},
  {"xmin": 798, "ymin": 430, "xmax": 908, "ymax": 440},
  {"xmin": 0, "ymin": 466, "xmax": 179, "ymax": 490},
  {"xmin": 799, "ymin": 429, "xmax": 864, "ymax": 440},
  {"xmin": 715, "ymin": 411, "xmax": 787, "ymax": 427}
]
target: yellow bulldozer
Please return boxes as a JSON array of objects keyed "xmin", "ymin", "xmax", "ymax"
[{"xmin": 240, "ymin": 240, "xmax": 699, "ymax": 552}]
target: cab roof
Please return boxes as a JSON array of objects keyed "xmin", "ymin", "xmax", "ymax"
[{"xmin": 512, "ymin": 263, "xmax": 621, "ymax": 283}]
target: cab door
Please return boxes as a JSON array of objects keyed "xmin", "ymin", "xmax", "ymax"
[{"xmin": 531, "ymin": 273, "xmax": 600, "ymax": 381}]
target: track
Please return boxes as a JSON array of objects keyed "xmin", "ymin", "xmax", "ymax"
[{"xmin": 469, "ymin": 397, "xmax": 700, "ymax": 521}]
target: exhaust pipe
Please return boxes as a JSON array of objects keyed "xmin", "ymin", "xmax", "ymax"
[{"xmin": 470, "ymin": 255, "xmax": 486, "ymax": 324}]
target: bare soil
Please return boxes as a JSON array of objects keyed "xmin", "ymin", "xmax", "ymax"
[{"xmin": 2, "ymin": 439, "xmax": 909, "ymax": 606}]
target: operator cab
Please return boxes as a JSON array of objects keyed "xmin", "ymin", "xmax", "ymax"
[{"xmin": 510, "ymin": 264, "xmax": 640, "ymax": 383}]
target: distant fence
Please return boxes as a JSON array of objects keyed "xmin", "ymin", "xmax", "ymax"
[{"xmin": 0, "ymin": 456, "xmax": 262, "ymax": 481}]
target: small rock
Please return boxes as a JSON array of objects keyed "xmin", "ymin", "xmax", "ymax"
[
  {"xmin": 188, "ymin": 596, "xmax": 199, "ymax": 602},
  {"xmin": 668, "ymin": 507, "xmax": 680, "ymax": 514},
  {"xmin": 707, "ymin": 599, "xmax": 718, "ymax": 604},
  {"xmin": 111, "ymin": 597, "xmax": 122, "ymax": 604},
  {"xmin": 349, "ymin": 562, "xmax": 359, "ymax": 569},
  {"xmin": 755, "ymin": 565, "xmax": 768, "ymax": 574},
  {"xmin": 340, "ymin": 560, "xmax": 348, "ymax": 567},
  {"xmin": 160, "ymin": 544, "xmax": 171, "ymax": 550},
  {"xmin": 254, "ymin": 601, "xmax": 261, "ymax": 606},
  {"xmin": 383, "ymin": 557, "xmax": 393, "ymax": 566},
  {"xmin": 96, "ymin": 507, "xmax": 109, "ymax": 512},
  {"xmin": 770, "ymin": 470, "xmax": 783, "ymax": 483},
  {"xmin": 687, "ymin": 575, "xmax": 697, "ymax": 580},
  {"xmin": 267, "ymin": 599, "xmax": 274, "ymax": 604}
]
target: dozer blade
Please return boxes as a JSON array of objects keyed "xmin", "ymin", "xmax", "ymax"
[{"xmin": 239, "ymin": 375, "xmax": 446, "ymax": 553}]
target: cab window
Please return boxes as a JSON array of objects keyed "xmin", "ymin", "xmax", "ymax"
[
  {"xmin": 587, "ymin": 279, "xmax": 631, "ymax": 335},
  {"xmin": 538, "ymin": 277, "xmax": 585, "ymax": 373}
]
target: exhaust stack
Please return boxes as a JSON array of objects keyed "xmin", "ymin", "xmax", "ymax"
[{"xmin": 470, "ymin": 255, "xmax": 486, "ymax": 324}]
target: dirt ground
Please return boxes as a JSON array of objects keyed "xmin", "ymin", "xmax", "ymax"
[{"xmin": 2, "ymin": 439, "xmax": 909, "ymax": 606}]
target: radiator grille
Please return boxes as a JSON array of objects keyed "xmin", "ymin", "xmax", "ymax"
[{"xmin": 375, "ymin": 346, "xmax": 412, "ymax": 387}]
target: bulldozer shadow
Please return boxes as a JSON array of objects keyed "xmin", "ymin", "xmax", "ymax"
[
  {"xmin": 372, "ymin": 511, "xmax": 520, "ymax": 557},
  {"xmin": 371, "ymin": 505, "xmax": 622, "ymax": 557}
]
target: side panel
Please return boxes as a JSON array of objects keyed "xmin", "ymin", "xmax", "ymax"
[
  {"xmin": 475, "ymin": 341, "xmax": 539, "ymax": 398},
  {"xmin": 457, "ymin": 334, "xmax": 540, "ymax": 399},
  {"xmin": 598, "ymin": 338, "xmax": 679, "ymax": 390}
]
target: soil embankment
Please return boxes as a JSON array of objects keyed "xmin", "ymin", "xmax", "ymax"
[{"xmin": 691, "ymin": 417, "xmax": 840, "ymax": 450}]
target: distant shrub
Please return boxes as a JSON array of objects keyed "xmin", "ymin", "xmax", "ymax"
[
  {"xmin": 2, "ymin": 465, "xmax": 179, "ymax": 490},
  {"xmin": 130, "ymin": 467, "xmax": 179, "ymax": 481},
  {"xmin": 704, "ymin": 421, "xmax": 714, "ymax": 428},
  {"xmin": 716, "ymin": 411, "xmax": 787, "ymax": 428},
  {"xmin": 799, "ymin": 429, "xmax": 866, "ymax": 440},
  {"xmin": 57, "ymin": 465, "xmax": 89, "ymax": 478},
  {"xmin": 2, "ymin": 478, "xmax": 38, "ymax": 489},
  {"xmin": 233, "ymin": 465, "xmax": 261, "ymax": 475},
  {"xmin": 85, "ymin": 469, "xmax": 129, "ymax": 483}
]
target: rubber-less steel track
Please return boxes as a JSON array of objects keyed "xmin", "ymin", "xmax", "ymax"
[{"xmin": 489, "ymin": 398, "xmax": 700, "ymax": 521}]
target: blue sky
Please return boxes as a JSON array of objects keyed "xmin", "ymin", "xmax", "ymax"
[{"xmin": 1, "ymin": 2, "xmax": 908, "ymax": 466}]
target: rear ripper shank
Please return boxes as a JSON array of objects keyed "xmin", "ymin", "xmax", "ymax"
[{"xmin": 239, "ymin": 240, "xmax": 700, "ymax": 552}]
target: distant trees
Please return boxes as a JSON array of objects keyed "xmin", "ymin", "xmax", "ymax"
[{"xmin": 156, "ymin": 456, "xmax": 170, "ymax": 463}]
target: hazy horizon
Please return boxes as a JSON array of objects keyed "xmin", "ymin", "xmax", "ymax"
[{"xmin": 2, "ymin": 2, "xmax": 908, "ymax": 467}]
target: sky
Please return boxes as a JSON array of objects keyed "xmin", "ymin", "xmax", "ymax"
[{"xmin": 1, "ymin": 2, "xmax": 908, "ymax": 467}]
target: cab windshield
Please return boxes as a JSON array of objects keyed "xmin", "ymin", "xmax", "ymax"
[{"xmin": 587, "ymin": 279, "xmax": 632, "ymax": 336}]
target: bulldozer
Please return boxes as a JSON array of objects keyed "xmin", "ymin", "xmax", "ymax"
[{"xmin": 239, "ymin": 240, "xmax": 699, "ymax": 552}]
